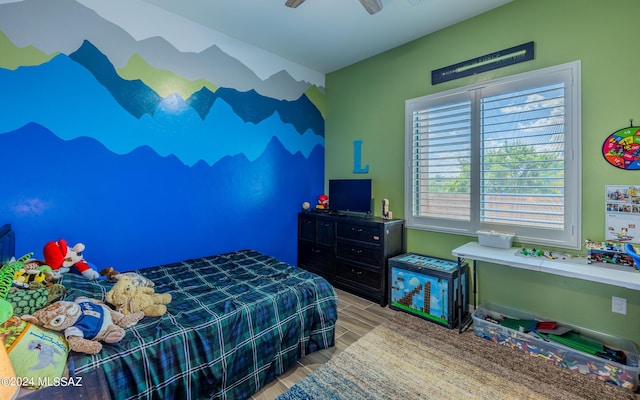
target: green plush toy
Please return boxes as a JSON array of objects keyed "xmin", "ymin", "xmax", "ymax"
[
  {"xmin": 0, "ymin": 253, "xmax": 33, "ymax": 323},
  {"xmin": 7, "ymin": 288, "xmax": 49, "ymax": 316},
  {"xmin": 6, "ymin": 284, "xmax": 67, "ymax": 316}
]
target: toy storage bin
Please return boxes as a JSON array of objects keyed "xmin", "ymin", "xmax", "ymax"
[
  {"xmin": 388, "ymin": 253, "xmax": 468, "ymax": 329},
  {"xmin": 472, "ymin": 302, "xmax": 640, "ymax": 391},
  {"xmin": 476, "ymin": 230, "xmax": 515, "ymax": 249}
]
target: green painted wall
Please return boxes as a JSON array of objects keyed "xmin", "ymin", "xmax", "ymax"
[{"xmin": 325, "ymin": 0, "xmax": 640, "ymax": 346}]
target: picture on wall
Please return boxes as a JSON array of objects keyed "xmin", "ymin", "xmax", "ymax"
[{"xmin": 605, "ymin": 185, "xmax": 640, "ymax": 244}]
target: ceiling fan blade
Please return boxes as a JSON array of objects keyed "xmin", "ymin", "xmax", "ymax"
[
  {"xmin": 285, "ymin": 0, "xmax": 381, "ymax": 15},
  {"xmin": 359, "ymin": 0, "xmax": 383, "ymax": 14},
  {"xmin": 285, "ymin": 0, "xmax": 306, "ymax": 7}
]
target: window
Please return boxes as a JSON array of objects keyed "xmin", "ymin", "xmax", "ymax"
[{"xmin": 405, "ymin": 61, "xmax": 581, "ymax": 249}]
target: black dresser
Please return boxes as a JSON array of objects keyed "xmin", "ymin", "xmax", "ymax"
[{"xmin": 297, "ymin": 212, "xmax": 405, "ymax": 306}]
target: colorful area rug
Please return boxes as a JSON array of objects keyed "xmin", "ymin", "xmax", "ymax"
[{"xmin": 276, "ymin": 312, "xmax": 636, "ymax": 400}]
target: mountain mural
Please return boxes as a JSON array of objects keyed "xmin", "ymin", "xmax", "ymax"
[
  {"xmin": 0, "ymin": 44, "xmax": 324, "ymax": 167},
  {"xmin": 70, "ymin": 40, "xmax": 164, "ymax": 119},
  {"xmin": 187, "ymin": 87, "xmax": 324, "ymax": 136},
  {"xmin": 117, "ymin": 53, "xmax": 218, "ymax": 100},
  {"xmin": 1, "ymin": 123, "xmax": 323, "ymax": 269},
  {"xmin": 0, "ymin": 1, "xmax": 326, "ymax": 271},
  {"xmin": 0, "ymin": 0, "xmax": 323, "ymax": 101},
  {"xmin": 66, "ymin": 39, "xmax": 324, "ymax": 136}
]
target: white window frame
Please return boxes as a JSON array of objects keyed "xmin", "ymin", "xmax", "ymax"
[{"xmin": 404, "ymin": 61, "xmax": 582, "ymax": 249}]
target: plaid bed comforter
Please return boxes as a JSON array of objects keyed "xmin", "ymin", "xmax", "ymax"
[{"xmin": 61, "ymin": 249, "xmax": 338, "ymax": 400}]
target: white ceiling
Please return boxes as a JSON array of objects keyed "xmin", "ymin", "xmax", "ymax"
[{"xmin": 141, "ymin": 0, "xmax": 512, "ymax": 73}]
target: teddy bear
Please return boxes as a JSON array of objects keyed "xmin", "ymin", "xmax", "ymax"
[
  {"xmin": 106, "ymin": 276, "xmax": 172, "ymax": 317},
  {"xmin": 22, "ymin": 297, "xmax": 144, "ymax": 354},
  {"xmin": 43, "ymin": 239, "xmax": 100, "ymax": 279}
]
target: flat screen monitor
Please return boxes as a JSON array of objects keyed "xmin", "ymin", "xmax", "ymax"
[{"xmin": 328, "ymin": 179, "xmax": 372, "ymax": 215}]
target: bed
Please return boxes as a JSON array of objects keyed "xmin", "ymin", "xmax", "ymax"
[{"xmin": 0, "ymin": 224, "xmax": 338, "ymax": 400}]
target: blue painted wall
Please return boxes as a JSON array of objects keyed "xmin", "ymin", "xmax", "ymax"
[{"xmin": 0, "ymin": 0, "xmax": 325, "ymax": 270}]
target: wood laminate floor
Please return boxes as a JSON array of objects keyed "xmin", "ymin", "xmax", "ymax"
[
  {"xmin": 251, "ymin": 288, "xmax": 394, "ymax": 400},
  {"xmin": 252, "ymin": 289, "xmax": 640, "ymax": 400}
]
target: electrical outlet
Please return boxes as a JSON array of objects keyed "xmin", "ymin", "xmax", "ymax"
[{"xmin": 612, "ymin": 296, "xmax": 627, "ymax": 315}]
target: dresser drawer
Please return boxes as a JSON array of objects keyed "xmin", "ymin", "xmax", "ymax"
[
  {"xmin": 337, "ymin": 222, "xmax": 382, "ymax": 244},
  {"xmin": 315, "ymin": 219, "xmax": 335, "ymax": 245},
  {"xmin": 298, "ymin": 214, "xmax": 315, "ymax": 241},
  {"xmin": 335, "ymin": 260, "xmax": 381, "ymax": 290},
  {"xmin": 298, "ymin": 214, "xmax": 335, "ymax": 245},
  {"xmin": 298, "ymin": 242, "xmax": 333, "ymax": 276},
  {"xmin": 336, "ymin": 241, "xmax": 382, "ymax": 266}
]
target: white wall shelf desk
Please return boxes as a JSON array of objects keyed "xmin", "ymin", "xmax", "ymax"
[{"xmin": 451, "ymin": 241, "xmax": 640, "ymax": 331}]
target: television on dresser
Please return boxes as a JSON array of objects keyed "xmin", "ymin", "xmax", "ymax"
[{"xmin": 328, "ymin": 178, "xmax": 372, "ymax": 216}]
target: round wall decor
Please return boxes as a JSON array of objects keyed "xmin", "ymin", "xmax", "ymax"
[{"xmin": 602, "ymin": 126, "xmax": 640, "ymax": 170}]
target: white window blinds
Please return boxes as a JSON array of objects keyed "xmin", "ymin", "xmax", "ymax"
[
  {"xmin": 480, "ymin": 83, "xmax": 565, "ymax": 229},
  {"xmin": 405, "ymin": 61, "xmax": 581, "ymax": 249},
  {"xmin": 411, "ymin": 99, "xmax": 472, "ymax": 222}
]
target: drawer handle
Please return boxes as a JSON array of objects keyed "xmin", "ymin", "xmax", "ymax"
[
  {"xmin": 351, "ymin": 248, "xmax": 363, "ymax": 254},
  {"xmin": 311, "ymin": 248, "xmax": 321, "ymax": 253},
  {"xmin": 351, "ymin": 269, "xmax": 363, "ymax": 276},
  {"xmin": 351, "ymin": 227, "xmax": 364, "ymax": 232}
]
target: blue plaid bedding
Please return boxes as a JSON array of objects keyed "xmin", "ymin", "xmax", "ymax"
[{"xmin": 61, "ymin": 250, "xmax": 338, "ymax": 400}]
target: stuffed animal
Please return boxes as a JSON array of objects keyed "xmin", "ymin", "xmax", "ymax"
[
  {"xmin": 317, "ymin": 194, "xmax": 329, "ymax": 209},
  {"xmin": 6, "ymin": 283, "xmax": 66, "ymax": 316},
  {"xmin": 106, "ymin": 276, "xmax": 171, "ymax": 317},
  {"xmin": 43, "ymin": 239, "xmax": 100, "ymax": 279},
  {"xmin": 99, "ymin": 267, "xmax": 155, "ymax": 287},
  {"xmin": 99, "ymin": 267, "xmax": 120, "ymax": 281},
  {"xmin": 22, "ymin": 297, "xmax": 144, "ymax": 354},
  {"xmin": 12, "ymin": 259, "xmax": 53, "ymax": 288},
  {"xmin": 0, "ymin": 253, "xmax": 32, "ymax": 324},
  {"xmin": 13, "ymin": 268, "xmax": 47, "ymax": 288}
]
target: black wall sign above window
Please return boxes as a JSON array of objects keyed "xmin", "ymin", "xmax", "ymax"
[{"xmin": 431, "ymin": 41, "xmax": 535, "ymax": 85}]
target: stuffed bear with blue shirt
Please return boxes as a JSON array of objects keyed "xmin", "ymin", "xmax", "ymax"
[{"xmin": 22, "ymin": 296, "xmax": 144, "ymax": 354}]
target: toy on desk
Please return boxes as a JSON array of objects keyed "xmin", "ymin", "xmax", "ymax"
[
  {"xmin": 516, "ymin": 247, "xmax": 590, "ymax": 264},
  {"xmin": 519, "ymin": 247, "xmax": 545, "ymax": 257},
  {"xmin": 624, "ymin": 243, "xmax": 640, "ymax": 271},
  {"xmin": 382, "ymin": 198, "xmax": 392, "ymax": 220},
  {"xmin": 584, "ymin": 240, "xmax": 636, "ymax": 267},
  {"xmin": 586, "ymin": 240, "xmax": 622, "ymax": 251}
]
